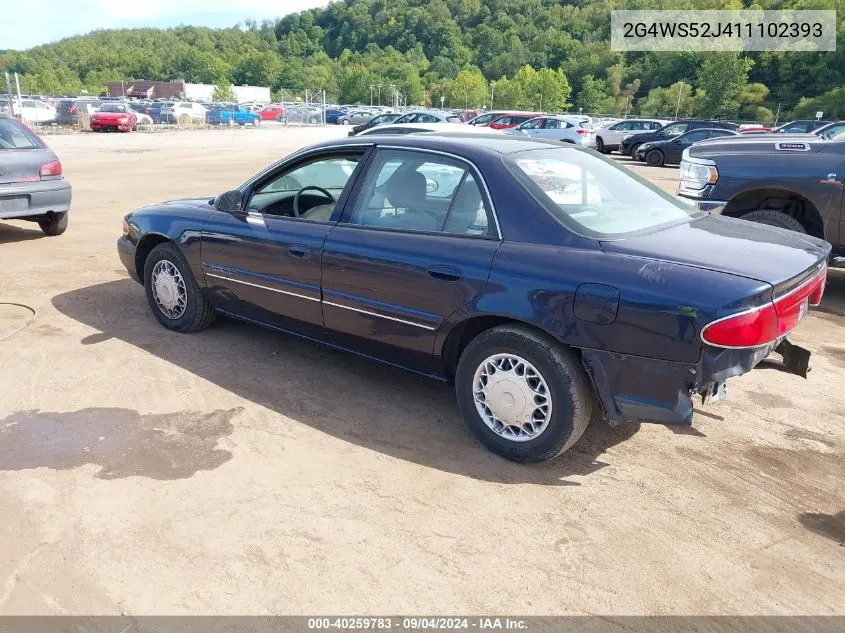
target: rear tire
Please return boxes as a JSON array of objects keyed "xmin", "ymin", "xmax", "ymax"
[
  {"xmin": 455, "ymin": 325, "xmax": 593, "ymax": 463},
  {"xmin": 645, "ymin": 149, "xmax": 665, "ymax": 167},
  {"xmin": 38, "ymin": 212, "xmax": 68, "ymax": 236},
  {"xmin": 143, "ymin": 242, "xmax": 216, "ymax": 333},
  {"xmin": 741, "ymin": 209, "xmax": 807, "ymax": 234},
  {"xmin": 341, "ymin": 119, "xmax": 350, "ymax": 125}
]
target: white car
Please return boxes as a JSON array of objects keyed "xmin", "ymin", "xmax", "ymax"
[
  {"xmin": 160, "ymin": 101, "xmax": 208, "ymax": 124},
  {"xmin": 509, "ymin": 115, "xmax": 596, "ymax": 147},
  {"xmin": 12, "ymin": 99, "xmax": 56, "ymax": 124},
  {"xmin": 594, "ymin": 118, "xmax": 669, "ymax": 154}
]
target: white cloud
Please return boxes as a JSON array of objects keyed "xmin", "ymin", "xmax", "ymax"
[{"xmin": 0, "ymin": 0, "xmax": 327, "ymax": 50}]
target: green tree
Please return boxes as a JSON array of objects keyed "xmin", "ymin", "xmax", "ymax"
[
  {"xmin": 212, "ymin": 79, "xmax": 236, "ymax": 102},
  {"xmin": 638, "ymin": 82, "xmax": 696, "ymax": 119},
  {"xmin": 575, "ymin": 74, "xmax": 608, "ymax": 114},
  {"xmin": 695, "ymin": 52, "xmax": 753, "ymax": 119},
  {"xmin": 792, "ymin": 87, "xmax": 845, "ymax": 120}
]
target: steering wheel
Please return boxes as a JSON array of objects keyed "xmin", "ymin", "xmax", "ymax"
[{"xmin": 292, "ymin": 185, "xmax": 335, "ymax": 218}]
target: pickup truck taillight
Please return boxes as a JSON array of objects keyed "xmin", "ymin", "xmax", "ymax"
[
  {"xmin": 40, "ymin": 160, "xmax": 63, "ymax": 180},
  {"xmin": 701, "ymin": 267, "xmax": 827, "ymax": 348}
]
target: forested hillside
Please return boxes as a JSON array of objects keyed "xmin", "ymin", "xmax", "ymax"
[{"xmin": 1, "ymin": 0, "xmax": 843, "ymax": 120}]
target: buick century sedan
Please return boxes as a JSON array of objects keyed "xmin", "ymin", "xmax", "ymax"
[{"xmin": 118, "ymin": 134, "xmax": 829, "ymax": 462}]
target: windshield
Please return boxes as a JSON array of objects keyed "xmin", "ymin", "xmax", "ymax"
[
  {"xmin": 505, "ymin": 148, "xmax": 701, "ymax": 238},
  {"xmin": 99, "ymin": 103, "xmax": 128, "ymax": 113}
]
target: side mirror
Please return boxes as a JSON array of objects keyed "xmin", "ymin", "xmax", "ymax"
[{"xmin": 214, "ymin": 190, "xmax": 243, "ymax": 213}]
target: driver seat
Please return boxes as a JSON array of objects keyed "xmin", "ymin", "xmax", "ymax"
[{"xmin": 300, "ymin": 202, "xmax": 335, "ymax": 221}]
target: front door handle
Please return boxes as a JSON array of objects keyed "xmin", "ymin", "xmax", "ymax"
[
  {"xmin": 428, "ymin": 265, "xmax": 462, "ymax": 282},
  {"xmin": 289, "ymin": 245, "xmax": 312, "ymax": 259}
]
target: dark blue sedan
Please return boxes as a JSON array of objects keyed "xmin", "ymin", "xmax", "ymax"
[{"xmin": 117, "ymin": 134, "xmax": 830, "ymax": 462}]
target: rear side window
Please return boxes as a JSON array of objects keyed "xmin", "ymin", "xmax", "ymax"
[
  {"xmin": 348, "ymin": 149, "xmax": 492, "ymax": 236},
  {"xmin": 0, "ymin": 118, "xmax": 43, "ymax": 149}
]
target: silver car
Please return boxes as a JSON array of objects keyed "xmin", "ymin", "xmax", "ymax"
[
  {"xmin": 510, "ymin": 115, "xmax": 596, "ymax": 147},
  {"xmin": 393, "ymin": 110, "xmax": 462, "ymax": 124},
  {"xmin": 0, "ymin": 114, "xmax": 71, "ymax": 235},
  {"xmin": 337, "ymin": 109, "xmax": 374, "ymax": 126}
]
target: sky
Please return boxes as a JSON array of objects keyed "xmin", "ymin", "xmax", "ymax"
[{"xmin": 0, "ymin": 0, "xmax": 327, "ymax": 51}]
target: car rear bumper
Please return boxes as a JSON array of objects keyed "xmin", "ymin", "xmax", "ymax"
[
  {"xmin": 581, "ymin": 337, "xmax": 807, "ymax": 426},
  {"xmin": 117, "ymin": 235, "xmax": 141, "ymax": 283},
  {"xmin": 0, "ymin": 180, "xmax": 72, "ymax": 219}
]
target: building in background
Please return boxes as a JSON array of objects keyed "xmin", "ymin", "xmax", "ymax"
[{"xmin": 107, "ymin": 81, "xmax": 270, "ymax": 103}]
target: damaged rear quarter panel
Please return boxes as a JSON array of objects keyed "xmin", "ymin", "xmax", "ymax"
[{"xmin": 479, "ymin": 243, "xmax": 775, "ymax": 424}]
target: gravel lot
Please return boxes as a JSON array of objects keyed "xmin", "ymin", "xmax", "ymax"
[{"xmin": 0, "ymin": 126, "xmax": 842, "ymax": 615}]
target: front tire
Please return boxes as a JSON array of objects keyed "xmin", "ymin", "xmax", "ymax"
[
  {"xmin": 741, "ymin": 209, "xmax": 806, "ymax": 233},
  {"xmin": 645, "ymin": 149, "xmax": 665, "ymax": 167},
  {"xmin": 455, "ymin": 325, "xmax": 593, "ymax": 463},
  {"xmin": 596, "ymin": 137, "xmax": 606, "ymax": 153},
  {"xmin": 38, "ymin": 212, "xmax": 68, "ymax": 236},
  {"xmin": 341, "ymin": 119, "xmax": 350, "ymax": 125},
  {"xmin": 143, "ymin": 242, "xmax": 216, "ymax": 333},
  {"xmin": 629, "ymin": 143, "xmax": 641, "ymax": 159}
]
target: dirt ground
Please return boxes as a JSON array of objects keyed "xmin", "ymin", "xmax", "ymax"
[{"xmin": 0, "ymin": 126, "xmax": 843, "ymax": 616}]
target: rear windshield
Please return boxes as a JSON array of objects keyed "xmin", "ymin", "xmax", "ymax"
[
  {"xmin": 505, "ymin": 148, "xmax": 701, "ymax": 238},
  {"xmin": 0, "ymin": 117, "xmax": 43, "ymax": 149},
  {"xmin": 446, "ymin": 115, "xmax": 461, "ymax": 123}
]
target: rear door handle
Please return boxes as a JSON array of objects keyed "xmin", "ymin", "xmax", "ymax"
[
  {"xmin": 289, "ymin": 245, "xmax": 312, "ymax": 259},
  {"xmin": 427, "ymin": 265, "xmax": 462, "ymax": 282}
]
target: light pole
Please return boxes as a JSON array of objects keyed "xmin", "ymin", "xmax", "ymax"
[
  {"xmin": 537, "ymin": 92, "xmax": 542, "ymax": 112},
  {"xmin": 464, "ymin": 87, "xmax": 468, "ymax": 117},
  {"xmin": 369, "ymin": 84, "xmax": 375, "ymax": 106},
  {"xmin": 624, "ymin": 95, "xmax": 631, "ymax": 118},
  {"xmin": 674, "ymin": 82, "xmax": 684, "ymax": 120},
  {"xmin": 377, "ymin": 83, "xmax": 382, "ymax": 106},
  {"xmin": 388, "ymin": 84, "xmax": 396, "ymax": 109},
  {"xmin": 490, "ymin": 81, "xmax": 495, "ymax": 110}
]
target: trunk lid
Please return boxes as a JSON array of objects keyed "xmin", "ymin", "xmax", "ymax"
[
  {"xmin": 0, "ymin": 148, "xmax": 56, "ymax": 185},
  {"xmin": 601, "ymin": 214, "xmax": 831, "ymax": 295}
]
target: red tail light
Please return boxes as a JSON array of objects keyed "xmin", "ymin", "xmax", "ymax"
[
  {"xmin": 40, "ymin": 160, "xmax": 62, "ymax": 180},
  {"xmin": 576, "ymin": 129, "xmax": 587, "ymax": 135},
  {"xmin": 701, "ymin": 267, "xmax": 827, "ymax": 348}
]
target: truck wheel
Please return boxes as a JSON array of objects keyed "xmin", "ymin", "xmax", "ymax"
[
  {"xmin": 645, "ymin": 149, "xmax": 665, "ymax": 167},
  {"xmin": 38, "ymin": 212, "xmax": 68, "ymax": 236},
  {"xmin": 596, "ymin": 137, "xmax": 606, "ymax": 153},
  {"xmin": 741, "ymin": 209, "xmax": 806, "ymax": 234},
  {"xmin": 455, "ymin": 325, "xmax": 593, "ymax": 463},
  {"xmin": 143, "ymin": 242, "xmax": 216, "ymax": 333}
]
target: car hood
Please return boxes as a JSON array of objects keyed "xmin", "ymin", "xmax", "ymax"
[
  {"xmin": 600, "ymin": 214, "xmax": 830, "ymax": 292},
  {"xmin": 92, "ymin": 112, "xmax": 131, "ymax": 120}
]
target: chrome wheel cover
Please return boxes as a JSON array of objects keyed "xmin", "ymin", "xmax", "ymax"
[
  {"xmin": 151, "ymin": 260, "xmax": 187, "ymax": 319},
  {"xmin": 472, "ymin": 353, "xmax": 552, "ymax": 442}
]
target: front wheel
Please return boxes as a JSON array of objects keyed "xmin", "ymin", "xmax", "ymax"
[
  {"xmin": 341, "ymin": 119, "xmax": 350, "ymax": 125},
  {"xmin": 143, "ymin": 242, "xmax": 216, "ymax": 333},
  {"xmin": 38, "ymin": 212, "xmax": 68, "ymax": 236},
  {"xmin": 455, "ymin": 325, "xmax": 593, "ymax": 463},
  {"xmin": 629, "ymin": 143, "xmax": 641, "ymax": 159},
  {"xmin": 596, "ymin": 137, "xmax": 606, "ymax": 153},
  {"xmin": 645, "ymin": 149, "xmax": 665, "ymax": 167},
  {"xmin": 741, "ymin": 209, "xmax": 806, "ymax": 233}
]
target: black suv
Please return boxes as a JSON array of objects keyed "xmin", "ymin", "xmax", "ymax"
[{"xmin": 621, "ymin": 120, "xmax": 738, "ymax": 157}]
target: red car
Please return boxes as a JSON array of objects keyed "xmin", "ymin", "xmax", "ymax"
[
  {"xmin": 90, "ymin": 103, "xmax": 137, "ymax": 132},
  {"xmin": 259, "ymin": 105, "xmax": 287, "ymax": 121},
  {"xmin": 487, "ymin": 112, "xmax": 544, "ymax": 130}
]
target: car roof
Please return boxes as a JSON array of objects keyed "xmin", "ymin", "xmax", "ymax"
[{"xmin": 310, "ymin": 130, "xmax": 571, "ymax": 156}]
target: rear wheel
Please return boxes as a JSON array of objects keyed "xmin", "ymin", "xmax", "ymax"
[
  {"xmin": 455, "ymin": 325, "xmax": 593, "ymax": 463},
  {"xmin": 645, "ymin": 149, "xmax": 665, "ymax": 167},
  {"xmin": 341, "ymin": 119, "xmax": 350, "ymax": 125},
  {"xmin": 143, "ymin": 242, "xmax": 216, "ymax": 333},
  {"xmin": 741, "ymin": 209, "xmax": 806, "ymax": 233},
  {"xmin": 38, "ymin": 212, "xmax": 68, "ymax": 236}
]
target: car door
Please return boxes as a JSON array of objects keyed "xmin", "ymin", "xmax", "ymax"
[
  {"xmin": 665, "ymin": 129, "xmax": 710, "ymax": 163},
  {"xmin": 516, "ymin": 117, "xmax": 545, "ymax": 137},
  {"xmin": 604, "ymin": 120, "xmax": 631, "ymax": 145},
  {"xmin": 321, "ymin": 147, "xmax": 501, "ymax": 373},
  {"xmin": 201, "ymin": 147, "xmax": 371, "ymax": 332}
]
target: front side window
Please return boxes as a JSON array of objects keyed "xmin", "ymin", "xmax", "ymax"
[
  {"xmin": 348, "ymin": 149, "xmax": 491, "ymax": 236},
  {"xmin": 248, "ymin": 155, "xmax": 360, "ymax": 221},
  {"xmin": 520, "ymin": 118, "xmax": 544, "ymax": 130},
  {"xmin": 471, "ymin": 113, "xmax": 496, "ymax": 125},
  {"xmin": 544, "ymin": 119, "xmax": 562, "ymax": 130},
  {"xmin": 679, "ymin": 130, "xmax": 710, "ymax": 143},
  {"xmin": 661, "ymin": 123, "xmax": 688, "ymax": 137},
  {"xmin": 506, "ymin": 148, "xmax": 701, "ymax": 238},
  {"xmin": 611, "ymin": 121, "xmax": 631, "ymax": 131},
  {"xmin": 493, "ymin": 116, "xmax": 512, "ymax": 126}
]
